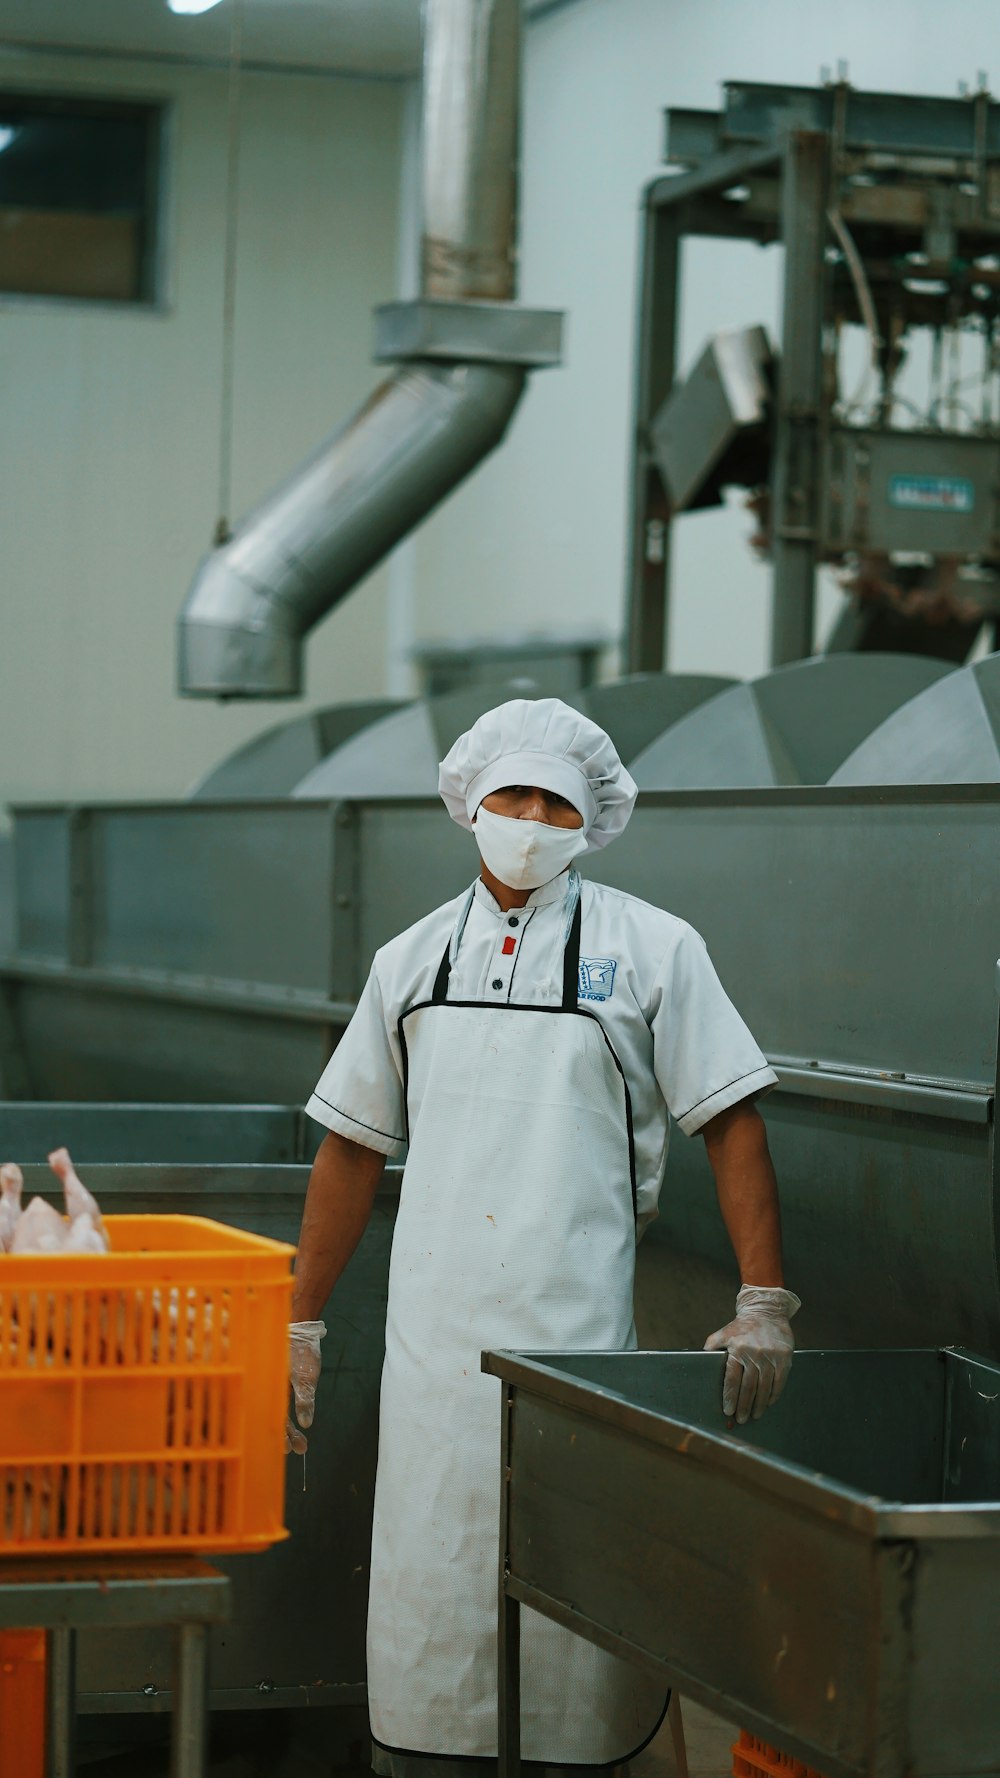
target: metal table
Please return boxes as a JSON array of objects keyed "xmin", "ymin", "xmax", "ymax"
[
  {"xmin": 0, "ymin": 1556, "xmax": 230, "ymax": 1778},
  {"xmin": 487, "ymin": 1347, "xmax": 1000, "ymax": 1778}
]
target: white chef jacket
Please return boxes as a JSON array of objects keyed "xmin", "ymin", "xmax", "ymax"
[{"xmin": 306, "ymin": 870, "xmax": 775, "ymax": 1230}]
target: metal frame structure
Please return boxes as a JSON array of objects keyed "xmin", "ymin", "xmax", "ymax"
[
  {"xmin": 625, "ymin": 80, "xmax": 1000, "ymax": 673},
  {"xmin": 0, "ymin": 1558, "xmax": 228, "ymax": 1778}
]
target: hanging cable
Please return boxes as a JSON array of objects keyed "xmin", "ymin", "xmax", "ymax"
[{"xmin": 215, "ymin": 0, "xmax": 246, "ymax": 546}]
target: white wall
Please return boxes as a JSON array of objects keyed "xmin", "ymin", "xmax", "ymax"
[
  {"xmin": 408, "ymin": 0, "xmax": 1000, "ymax": 682},
  {"xmin": 5, "ymin": 2, "xmax": 999, "ymax": 815},
  {"xmin": 0, "ymin": 49, "xmax": 404, "ymax": 807}
]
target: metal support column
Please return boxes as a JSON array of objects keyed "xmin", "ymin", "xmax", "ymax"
[
  {"xmin": 498, "ymin": 1380, "xmax": 521, "ymax": 1778},
  {"xmin": 171, "ymin": 1623, "xmax": 209, "ymax": 1778},
  {"xmin": 45, "ymin": 1628, "xmax": 76, "ymax": 1778},
  {"xmin": 624, "ymin": 200, "xmax": 681, "ymax": 673},
  {"xmin": 770, "ymin": 131, "xmax": 829, "ymax": 666}
]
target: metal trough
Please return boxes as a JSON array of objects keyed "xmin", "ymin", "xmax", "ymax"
[
  {"xmin": 488, "ymin": 1346, "xmax": 1000, "ymax": 1778},
  {"xmin": 5, "ymin": 782, "xmax": 1000, "ymax": 1357}
]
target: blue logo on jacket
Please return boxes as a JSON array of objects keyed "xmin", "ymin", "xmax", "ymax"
[{"xmin": 578, "ymin": 957, "xmax": 617, "ymax": 1002}]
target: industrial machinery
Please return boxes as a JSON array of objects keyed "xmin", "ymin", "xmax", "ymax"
[
  {"xmin": 627, "ymin": 78, "xmax": 1000, "ymax": 671},
  {"xmin": 7, "ymin": 34, "xmax": 1000, "ymax": 1771},
  {"xmin": 0, "ymin": 656, "xmax": 945, "ymax": 1104},
  {"xmin": 6, "ymin": 647, "xmax": 1000, "ymax": 1741}
]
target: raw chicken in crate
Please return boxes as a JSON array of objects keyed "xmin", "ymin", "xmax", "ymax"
[{"xmin": 0, "ymin": 1156, "xmax": 293, "ymax": 1553}]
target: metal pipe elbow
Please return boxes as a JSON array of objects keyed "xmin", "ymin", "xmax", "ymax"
[{"xmin": 177, "ymin": 361, "xmax": 525, "ymax": 698}]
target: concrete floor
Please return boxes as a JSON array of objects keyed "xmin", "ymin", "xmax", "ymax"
[{"xmin": 78, "ymin": 1698, "xmax": 740, "ymax": 1777}]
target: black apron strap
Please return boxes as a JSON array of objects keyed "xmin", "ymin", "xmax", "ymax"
[
  {"xmin": 431, "ymin": 942, "xmax": 452, "ymax": 1005},
  {"xmin": 435, "ymin": 883, "xmax": 582, "ymax": 1008},
  {"xmin": 561, "ymin": 893, "xmax": 582, "ymax": 1011}
]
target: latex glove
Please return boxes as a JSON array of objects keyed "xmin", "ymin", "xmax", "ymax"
[
  {"xmin": 285, "ymin": 1320, "xmax": 327, "ymax": 1455},
  {"xmin": 703, "ymin": 1285, "xmax": 801, "ymax": 1425}
]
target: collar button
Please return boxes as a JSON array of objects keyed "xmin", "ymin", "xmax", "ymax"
[{"xmin": 508, "ymin": 916, "xmax": 519, "ymax": 928}]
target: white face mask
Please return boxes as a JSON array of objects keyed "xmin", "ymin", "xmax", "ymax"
[{"xmin": 473, "ymin": 806, "xmax": 588, "ymax": 891}]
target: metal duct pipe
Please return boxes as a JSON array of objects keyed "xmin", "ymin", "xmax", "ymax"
[
  {"xmin": 421, "ymin": 0, "xmax": 519, "ymax": 299},
  {"xmin": 178, "ymin": 365, "xmax": 524, "ymax": 696},
  {"xmin": 178, "ymin": 0, "xmax": 544, "ymax": 700}
]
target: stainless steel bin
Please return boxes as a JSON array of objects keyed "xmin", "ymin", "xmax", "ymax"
[{"xmin": 487, "ymin": 1347, "xmax": 1000, "ymax": 1778}]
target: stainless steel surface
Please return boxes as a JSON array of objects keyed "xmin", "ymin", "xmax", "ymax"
[
  {"xmin": 0, "ymin": 833, "xmax": 13, "ymax": 956},
  {"xmin": 0, "ymin": 1102, "xmax": 308, "ymax": 1162},
  {"xmin": 649, "ymin": 325, "xmax": 772, "ymax": 514},
  {"xmin": 7, "ymin": 775, "xmax": 1000, "ymax": 1356},
  {"xmin": 630, "ymin": 656, "xmax": 953, "ymax": 788},
  {"xmin": 178, "ymin": 0, "xmax": 563, "ymax": 700},
  {"xmin": 374, "ymin": 298, "xmax": 563, "ymax": 367},
  {"xmin": 6, "ymin": 772, "xmax": 1000, "ymax": 1098},
  {"xmin": 420, "ymin": 0, "xmax": 519, "ymax": 301},
  {"xmin": 177, "ymin": 363, "xmax": 526, "ymax": 698},
  {"xmin": 582, "ymin": 674, "xmax": 735, "ymax": 765},
  {"xmin": 640, "ymin": 1066, "xmax": 998, "ymax": 1356},
  {"xmin": 292, "ymin": 689, "xmax": 516, "ymax": 800},
  {"xmin": 0, "ymin": 1558, "xmax": 230, "ymax": 1631},
  {"xmin": 831, "ymin": 653, "xmax": 1000, "ymax": 785},
  {"xmin": 293, "ymin": 676, "xmax": 734, "ymax": 800},
  {"xmin": 490, "ymin": 1347, "xmax": 1000, "ymax": 1778},
  {"xmin": 587, "ymin": 786, "xmax": 1000, "ymax": 1085},
  {"xmin": 187, "ymin": 700, "xmax": 405, "ymax": 800}
]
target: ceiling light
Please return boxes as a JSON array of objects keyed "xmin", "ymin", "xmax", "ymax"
[
  {"xmin": 0, "ymin": 125, "xmax": 18, "ymax": 154},
  {"xmin": 167, "ymin": 0, "xmax": 225, "ymax": 14}
]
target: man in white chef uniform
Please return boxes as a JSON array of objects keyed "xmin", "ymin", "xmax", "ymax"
[{"xmin": 288, "ymin": 699, "xmax": 799, "ymax": 1778}]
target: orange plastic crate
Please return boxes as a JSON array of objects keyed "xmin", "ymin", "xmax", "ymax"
[
  {"xmin": 733, "ymin": 1730, "xmax": 828, "ymax": 1778},
  {"xmin": 0, "ymin": 1214, "xmax": 294, "ymax": 1555},
  {"xmin": 0, "ymin": 1631, "xmax": 46, "ymax": 1778}
]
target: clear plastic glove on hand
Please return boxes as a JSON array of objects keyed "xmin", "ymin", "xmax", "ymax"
[
  {"xmin": 704, "ymin": 1284, "xmax": 801, "ymax": 1425},
  {"xmin": 285, "ymin": 1319, "xmax": 327, "ymax": 1455}
]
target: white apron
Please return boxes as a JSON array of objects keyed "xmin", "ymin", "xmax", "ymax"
[{"xmin": 367, "ymin": 891, "xmax": 666, "ymax": 1765}]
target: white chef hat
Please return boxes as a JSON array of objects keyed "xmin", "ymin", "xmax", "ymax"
[{"xmin": 438, "ymin": 697, "xmax": 637, "ymax": 853}]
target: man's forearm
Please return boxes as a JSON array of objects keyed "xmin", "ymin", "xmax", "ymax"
[
  {"xmin": 701, "ymin": 1101, "xmax": 784, "ymax": 1286},
  {"xmin": 291, "ymin": 1129, "xmax": 386, "ymax": 1319}
]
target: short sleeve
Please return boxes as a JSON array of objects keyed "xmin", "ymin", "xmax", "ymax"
[
  {"xmin": 305, "ymin": 963, "xmax": 406, "ymax": 1158},
  {"xmin": 650, "ymin": 925, "xmax": 777, "ymax": 1137}
]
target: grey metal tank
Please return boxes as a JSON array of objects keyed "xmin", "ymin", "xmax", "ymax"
[
  {"xmin": 188, "ymin": 699, "xmax": 405, "ymax": 800},
  {"xmin": 291, "ymin": 673, "xmax": 734, "ymax": 799},
  {"xmin": 630, "ymin": 654, "xmax": 953, "ymax": 787},
  {"xmin": 830, "ymin": 651, "xmax": 1000, "ymax": 784}
]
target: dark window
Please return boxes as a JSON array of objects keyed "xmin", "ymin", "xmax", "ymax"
[{"xmin": 0, "ymin": 95, "xmax": 164, "ymax": 304}]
